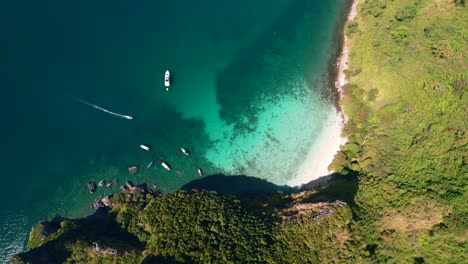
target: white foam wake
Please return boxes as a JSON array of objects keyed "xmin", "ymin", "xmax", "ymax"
[{"xmin": 65, "ymin": 93, "xmax": 133, "ymax": 120}]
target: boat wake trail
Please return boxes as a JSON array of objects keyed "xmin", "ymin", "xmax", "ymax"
[{"xmin": 65, "ymin": 93, "xmax": 133, "ymax": 120}]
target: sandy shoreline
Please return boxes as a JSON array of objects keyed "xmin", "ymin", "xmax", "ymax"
[
  {"xmin": 337, "ymin": 0, "xmax": 358, "ymax": 96},
  {"xmin": 291, "ymin": 0, "xmax": 358, "ymax": 187}
]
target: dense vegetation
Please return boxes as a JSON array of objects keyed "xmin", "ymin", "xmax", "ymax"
[
  {"xmin": 12, "ymin": 179, "xmax": 359, "ymax": 263},
  {"xmin": 330, "ymin": 0, "xmax": 467, "ymax": 262}
]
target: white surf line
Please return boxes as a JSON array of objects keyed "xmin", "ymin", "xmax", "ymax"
[{"xmin": 65, "ymin": 92, "xmax": 133, "ymax": 120}]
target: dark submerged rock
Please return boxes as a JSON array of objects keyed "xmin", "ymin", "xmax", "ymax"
[{"xmin": 87, "ymin": 182, "xmax": 97, "ymax": 193}]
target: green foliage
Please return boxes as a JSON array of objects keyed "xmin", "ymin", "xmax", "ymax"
[
  {"xmin": 363, "ymin": 0, "xmax": 387, "ymax": 17},
  {"xmin": 346, "ymin": 21, "xmax": 359, "ymax": 35},
  {"xmin": 395, "ymin": 5, "xmax": 418, "ymax": 21},
  {"xmin": 135, "ymin": 190, "xmax": 276, "ymax": 263},
  {"xmin": 431, "ymin": 40, "xmax": 455, "ymax": 59},
  {"xmin": 27, "ymin": 223, "xmax": 47, "ymax": 250},
  {"xmin": 390, "ymin": 26, "xmax": 410, "ymax": 43},
  {"xmin": 276, "ymin": 205, "xmax": 356, "ymax": 263},
  {"xmin": 367, "ymin": 88, "xmax": 378, "ymax": 101},
  {"xmin": 14, "ymin": 188, "xmax": 359, "ymax": 263},
  {"xmin": 65, "ymin": 240, "xmax": 143, "ymax": 264},
  {"xmin": 330, "ymin": 0, "xmax": 468, "ymax": 262}
]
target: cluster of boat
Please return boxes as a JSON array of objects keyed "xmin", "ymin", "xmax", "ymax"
[
  {"xmin": 138, "ymin": 144, "xmax": 203, "ymax": 177},
  {"xmin": 135, "ymin": 71, "xmax": 204, "ymax": 177},
  {"xmin": 86, "ymin": 70, "xmax": 204, "ymax": 195}
]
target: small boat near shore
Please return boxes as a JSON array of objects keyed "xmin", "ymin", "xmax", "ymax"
[
  {"xmin": 128, "ymin": 166, "xmax": 138, "ymax": 173},
  {"xmin": 98, "ymin": 180, "xmax": 106, "ymax": 187},
  {"xmin": 147, "ymin": 161, "xmax": 154, "ymax": 168},
  {"xmin": 181, "ymin": 148, "xmax": 190, "ymax": 156},
  {"xmin": 161, "ymin": 162, "xmax": 171, "ymax": 171},
  {"xmin": 197, "ymin": 168, "xmax": 203, "ymax": 177},
  {"xmin": 140, "ymin": 144, "xmax": 151, "ymax": 151},
  {"xmin": 164, "ymin": 70, "xmax": 170, "ymax": 91}
]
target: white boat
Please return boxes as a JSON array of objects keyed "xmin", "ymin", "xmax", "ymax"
[
  {"xmin": 161, "ymin": 162, "xmax": 171, "ymax": 171},
  {"xmin": 147, "ymin": 161, "xmax": 154, "ymax": 168},
  {"xmin": 197, "ymin": 168, "xmax": 203, "ymax": 177},
  {"xmin": 181, "ymin": 148, "xmax": 190, "ymax": 156},
  {"xmin": 164, "ymin": 70, "xmax": 170, "ymax": 90},
  {"xmin": 123, "ymin": 115, "xmax": 134, "ymax": 120},
  {"xmin": 140, "ymin": 144, "xmax": 151, "ymax": 151}
]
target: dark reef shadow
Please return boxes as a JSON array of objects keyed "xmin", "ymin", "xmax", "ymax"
[
  {"xmin": 214, "ymin": 0, "xmax": 345, "ymax": 131},
  {"xmin": 181, "ymin": 174, "xmax": 293, "ymax": 196}
]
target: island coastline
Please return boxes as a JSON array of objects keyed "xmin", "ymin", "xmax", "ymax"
[
  {"xmin": 337, "ymin": 0, "xmax": 358, "ymax": 120},
  {"xmin": 292, "ymin": 0, "xmax": 357, "ymax": 187}
]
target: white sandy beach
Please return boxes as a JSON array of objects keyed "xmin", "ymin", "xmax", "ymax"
[
  {"xmin": 289, "ymin": 111, "xmax": 347, "ymax": 186},
  {"xmin": 291, "ymin": 0, "xmax": 358, "ymax": 187}
]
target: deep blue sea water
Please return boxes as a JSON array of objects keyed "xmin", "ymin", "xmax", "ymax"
[{"xmin": 0, "ymin": 0, "xmax": 349, "ymax": 260}]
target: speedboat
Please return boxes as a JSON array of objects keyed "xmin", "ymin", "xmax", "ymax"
[
  {"xmin": 197, "ymin": 168, "xmax": 203, "ymax": 177},
  {"xmin": 164, "ymin": 70, "xmax": 170, "ymax": 90},
  {"xmin": 147, "ymin": 161, "xmax": 154, "ymax": 168},
  {"xmin": 181, "ymin": 148, "xmax": 190, "ymax": 156},
  {"xmin": 140, "ymin": 144, "xmax": 151, "ymax": 151},
  {"xmin": 123, "ymin": 115, "xmax": 134, "ymax": 120},
  {"xmin": 161, "ymin": 162, "xmax": 171, "ymax": 171}
]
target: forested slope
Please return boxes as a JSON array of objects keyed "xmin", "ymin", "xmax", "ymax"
[
  {"xmin": 330, "ymin": 0, "xmax": 467, "ymax": 262},
  {"xmin": 11, "ymin": 182, "xmax": 358, "ymax": 263}
]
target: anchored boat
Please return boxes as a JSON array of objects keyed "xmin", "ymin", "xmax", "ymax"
[
  {"xmin": 140, "ymin": 144, "xmax": 151, "ymax": 151},
  {"xmin": 197, "ymin": 168, "xmax": 203, "ymax": 177},
  {"xmin": 181, "ymin": 148, "xmax": 190, "ymax": 156},
  {"xmin": 161, "ymin": 162, "xmax": 171, "ymax": 171},
  {"xmin": 147, "ymin": 161, "xmax": 154, "ymax": 168},
  {"xmin": 164, "ymin": 70, "xmax": 170, "ymax": 91}
]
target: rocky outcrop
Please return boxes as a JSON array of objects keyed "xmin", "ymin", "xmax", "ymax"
[
  {"xmin": 93, "ymin": 242, "xmax": 119, "ymax": 256},
  {"xmin": 280, "ymin": 200, "xmax": 347, "ymax": 223},
  {"xmin": 94, "ymin": 196, "xmax": 112, "ymax": 209},
  {"xmin": 87, "ymin": 182, "xmax": 97, "ymax": 193}
]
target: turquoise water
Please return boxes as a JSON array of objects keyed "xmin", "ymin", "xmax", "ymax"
[{"xmin": 0, "ymin": 0, "xmax": 349, "ymax": 260}]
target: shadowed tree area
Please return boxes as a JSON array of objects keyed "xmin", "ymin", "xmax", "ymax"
[
  {"xmin": 181, "ymin": 174, "xmax": 293, "ymax": 195},
  {"xmin": 14, "ymin": 213, "xmax": 144, "ymax": 264},
  {"xmin": 12, "ymin": 173, "xmax": 360, "ymax": 263}
]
